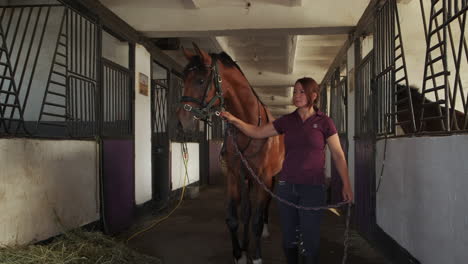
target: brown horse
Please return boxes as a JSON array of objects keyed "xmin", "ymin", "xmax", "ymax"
[
  {"xmin": 177, "ymin": 44, "xmax": 284, "ymax": 264},
  {"xmin": 396, "ymin": 85, "xmax": 466, "ymax": 133}
]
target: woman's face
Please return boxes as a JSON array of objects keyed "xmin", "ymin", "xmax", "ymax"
[{"xmin": 293, "ymin": 83, "xmax": 309, "ymax": 108}]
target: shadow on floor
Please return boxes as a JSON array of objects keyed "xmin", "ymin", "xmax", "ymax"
[{"xmin": 126, "ymin": 185, "xmax": 391, "ymax": 264}]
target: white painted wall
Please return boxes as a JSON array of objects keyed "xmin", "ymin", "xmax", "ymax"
[
  {"xmin": 347, "ymin": 43, "xmax": 356, "ymax": 192},
  {"xmin": 134, "ymin": 44, "xmax": 152, "ymax": 205},
  {"xmin": 102, "ymin": 31, "xmax": 129, "ymax": 68},
  {"xmin": 361, "ymin": 35, "xmax": 373, "ymax": 58},
  {"xmin": 0, "ymin": 139, "xmax": 99, "ymax": 246},
  {"xmin": 170, "ymin": 142, "xmax": 200, "ymax": 190},
  {"xmin": 375, "ymin": 135, "xmax": 468, "ymax": 264}
]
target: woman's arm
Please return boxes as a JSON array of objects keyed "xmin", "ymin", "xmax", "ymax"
[
  {"xmin": 327, "ymin": 134, "xmax": 354, "ymax": 202},
  {"xmin": 220, "ymin": 111, "xmax": 279, "ymax": 139}
]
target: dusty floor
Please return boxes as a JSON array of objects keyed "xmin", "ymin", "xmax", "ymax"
[{"xmin": 126, "ymin": 185, "xmax": 391, "ymax": 264}]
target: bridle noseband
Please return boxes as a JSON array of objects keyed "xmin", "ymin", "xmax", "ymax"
[{"xmin": 181, "ymin": 55, "xmax": 224, "ymax": 122}]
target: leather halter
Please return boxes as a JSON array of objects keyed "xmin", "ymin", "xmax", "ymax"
[{"xmin": 180, "ymin": 55, "xmax": 224, "ymax": 122}]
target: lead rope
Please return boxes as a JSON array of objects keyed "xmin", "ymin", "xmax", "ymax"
[{"xmin": 226, "ymin": 125, "xmax": 352, "ymax": 263}]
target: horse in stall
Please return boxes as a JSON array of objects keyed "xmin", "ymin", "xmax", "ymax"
[
  {"xmin": 396, "ymin": 85, "xmax": 466, "ymax": 133},
  {"xmin": 176, "ymin": 44, "xmax": 285, "ymax": 264}
]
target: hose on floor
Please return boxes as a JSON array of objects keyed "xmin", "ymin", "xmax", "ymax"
[{"xmin": 126, "ymin": 142, "xmax": 190, "ymax": 243}]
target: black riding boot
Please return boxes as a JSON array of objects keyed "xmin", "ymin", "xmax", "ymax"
[
  {"xmin": 302, "ymin": 254, "xmax": 319, "ymax": 264},
  {"xmin": 283, "ymin": 247, "xmax": 298, "ymax": 264}
]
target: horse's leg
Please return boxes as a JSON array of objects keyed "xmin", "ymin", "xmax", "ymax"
[
  {"xmin": 226, "ymin": 170, "xmax": 244, "ymax": 263},
  {"xmin": 240, "ymin": 177, "xmax": 251, "ymax": 258},
  {"xmin": 251, "ymin": 177, "xmax": 272, "ymax": 264},
  {"xmin": 262, "ymin": 175, "xmax": 275, "ymax": 238}
]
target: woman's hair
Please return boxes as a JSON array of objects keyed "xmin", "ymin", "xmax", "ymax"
[{"xmin": 295, "ymin": 77, "xmax": 320, "ymax": 108}]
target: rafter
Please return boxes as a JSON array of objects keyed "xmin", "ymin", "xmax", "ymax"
[
  {"xmin": 290, "ymin": 0, "xmax": 303, "ymax": 7},
  {"xmin": 143, "ymin": 26, "xmax": 355, "ymax": 38},
  {"xmin": 285, "ymin": 35, "xmax": 297, "ymax": 74},
  {"xmin": 182, "ymin": 0, "xmax": 211, "ymax": 9}
]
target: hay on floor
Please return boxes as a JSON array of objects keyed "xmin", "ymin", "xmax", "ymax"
[{"xmin": 0, "ymin": 230, "xmax": 161, "ymax": 264}]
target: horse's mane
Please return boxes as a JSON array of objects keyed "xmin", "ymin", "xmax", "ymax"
[
  {"xmin": 408, "ymin": 86, "xmax": 425, "ymax": 101},
  {"xmin": 183, "ymin": 51, "xmax": 266, "ymax": 107},
  {"xmin": 397, "ymin": 84, "xmax": 426, "ymax": 103}
]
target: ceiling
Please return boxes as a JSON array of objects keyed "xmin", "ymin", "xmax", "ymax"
[{"xmin": 100, "ymin": 0, "xmax": 371, "ymax": 116}]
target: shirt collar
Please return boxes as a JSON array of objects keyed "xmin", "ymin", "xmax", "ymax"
[{"xmin": 293, "ymin": 106, "xmax": 324, "ymax": 120}]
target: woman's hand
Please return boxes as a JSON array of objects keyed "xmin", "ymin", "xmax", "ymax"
[
  {"xmin": 220, "ymin": 111, "xmax": 237, "ymax": 123},
  {"xmin": 342, "ymin": 184, "xmax": 354, "ymax": 203},
  {"xmin": 219, "ymin": 111, "xmax": 278, "ymax": 139}
]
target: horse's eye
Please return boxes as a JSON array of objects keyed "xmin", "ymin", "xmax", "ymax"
[{"xmin": 198, "ymin": 79, "xmax": 205, "ymax": 85}]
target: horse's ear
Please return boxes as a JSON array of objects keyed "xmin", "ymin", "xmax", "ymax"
[
  {"xmin": 192, "ymin": 42, "xmax": 203, "ymax": 57},
  {"xmin": 182, "ymin": 46, "xmax": 195, "ymax": 61},
  {"xmin": 192, "ymin": 42, "xmax": 211, "ymax": 65}
]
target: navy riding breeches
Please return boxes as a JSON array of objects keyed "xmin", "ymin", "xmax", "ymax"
[{"xmin": 276, "ymin": 181, "xmax": 325, "ymax": 258}]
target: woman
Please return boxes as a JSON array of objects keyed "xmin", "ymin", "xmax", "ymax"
[{"xmin": 221, "ymin": 77, "xmax": 353, "ymax": 264}]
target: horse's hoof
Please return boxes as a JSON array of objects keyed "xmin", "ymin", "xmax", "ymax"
[
  {"xmin": 234, "ymin": 252, "xmax": 248, "ymax": 264},
  {"xmin": 252, "ymin": 258, "xmax": 263, "ymax": 264},
  {"xmin": 262, "ymin": 224, "xmax": 270, "ymax": 238}
]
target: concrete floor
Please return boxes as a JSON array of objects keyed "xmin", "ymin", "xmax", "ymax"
[{"xmin": 127, "ymin": 185, "xmax": 391, "ymax": 264}]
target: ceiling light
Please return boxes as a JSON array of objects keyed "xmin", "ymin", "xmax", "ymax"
[{"xmin": 253, "ymin": 53, "xmax": 259, "ymax": 62}]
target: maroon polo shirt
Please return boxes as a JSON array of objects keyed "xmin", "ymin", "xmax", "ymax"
[{"xmin": 273, "ymin": 108, "xmax": 337, "ymax": 185}]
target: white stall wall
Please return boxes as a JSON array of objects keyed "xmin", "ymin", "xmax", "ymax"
[
  {"xmin": 375, "ymin": 135, "xmax": 468, "ymax": 264},
  {"xmin": 134, "ymin": 44, "xmax": 152, "ymax": 205},
  {"xmin": 170, "ymin": 142, "xmax": 200, "ymax": 190},
  {"xmin": 0, "ymin": 139, "xmax": 99, "ymax": 246}
]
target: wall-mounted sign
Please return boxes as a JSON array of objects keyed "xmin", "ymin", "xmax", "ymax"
[{"xmin": 139, "ymin": 72, "xmax": 149, "ymax": 96}]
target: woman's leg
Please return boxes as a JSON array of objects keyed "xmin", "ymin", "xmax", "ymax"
[
  {"xmin": 276, "ymin": 181, "xmax": 300, "ymax": 264},
  {"xmin": 297, "ymin": 185, "xmax": 326, "ymax": 264}
]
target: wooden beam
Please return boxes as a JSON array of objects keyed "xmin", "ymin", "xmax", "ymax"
[
  {"xmin": 290, "ymin": 0, "xmax": 303, "ymax": 6},
  {"xmin": 183, "ymin": 0, "xmax": 220, "ymax": 9},
  {"xmin": 143, "ymin": 26, "xmax": 355, "ymax": 38},
  {"xmin": 259, "ymin": 95, "xmax": 293, "ymax": 106},
  {"xmin": 183, "ymin": 0, "xmax": 198, "ymax": 9},
  {"xmin": 285, "ymin": 35, "xmax": 297, "ymax": 74},
  {"xmin": 320, "ymin": 0, "xmax": 384, "ymax": 85},
  {"xmin": 253, "ymin": 85, "xmax": 294, "ymax": 89},
  {"xmin": 60, "ymin": 0, "xmax": 140, "ymax": 43}
]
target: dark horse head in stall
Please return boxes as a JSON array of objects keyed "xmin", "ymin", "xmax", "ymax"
[{"xmin": 396, "ymin": 85, "xmax": 466, "ymax": 133}]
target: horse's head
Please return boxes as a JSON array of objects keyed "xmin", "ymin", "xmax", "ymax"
[{"xmin": 177, "ymin": 43, "xmax": 225, "ymax": 132}]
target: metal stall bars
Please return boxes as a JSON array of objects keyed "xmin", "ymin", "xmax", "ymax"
[
  {"xmin": 329, "ymin": 67, "xmax": 348, "ymax": 204},
  {"xmin": 320, "ymin": 81, "xmax": 329, "ymax": 115},
  {"xmin": 38, "ymin": 6, "xmax": 98, "ymax": 137},
  {"xmin": 330, "ymin": 68, "xmax": 348, "ymax": 139},
  {"xmin": 0, "ymin": 7, "xmax": 26, "ymax": 135},
  {"xmin": 355, "ymin": 50, "xmax": 376, "ymax": 239},
  {"xmin": 0, "ymin": 4, "xmax": 59, "ymax": 136},
  {"xmin": 374, "ymin": 0, "xmax": 396, "ymax": 137},
  {"xmin": 373, "ymin": 0, "xmax": 416, "ymax": 136},
  {"xmin": 151, "ymin": 61, "xmax": 170, "ymax": 203},
  {"xmin": 420, "ymin": 0, "xmax": 468, "ymax": 132},
  {"xmin": 393, "ymin": 0, "xmax": 416, "ymax": 134},
  {"xmin": 101, "ymin": 58, "xmax": 132, "ymax": 137}
]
